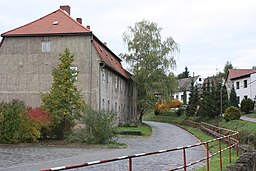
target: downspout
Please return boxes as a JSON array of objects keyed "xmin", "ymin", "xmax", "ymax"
[
  {"xmin": 89, "ymin": 34, "xmax": 93, "ymax": 105},
  {"xmin": 99, "ymin": 62, "xmax": 105, "ymax": 110}
]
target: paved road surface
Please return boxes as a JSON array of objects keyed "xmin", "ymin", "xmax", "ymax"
[
  {"xmin": 240, "ymin": 116, "xmax": 256, "ymax": 123},
  {"xmin": 0, "ymin": 121, "xmax": 206, "ymax": 171}
]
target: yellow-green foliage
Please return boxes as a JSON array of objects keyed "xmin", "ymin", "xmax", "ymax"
[
  {"xmin": 0, "ymin": 100, "xmax": 41, "ymax": 143},
  {"xmin": 224, "ymin": 106, "xmax": 241, "ymax": 122},
  {"xmin": 155, "ymin": 99, "xmax": 183, "ymax": 112}
]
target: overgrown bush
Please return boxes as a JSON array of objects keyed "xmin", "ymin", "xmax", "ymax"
[
  {"xmin": 27, "ymin": 107, "xmax": 51, "ymax": 139},
  {"xmin": 0, "ymin": 100, "xmax": 26, "ymax": 143},
  {"xmin": 240, "ymin": 98, "xmax": 254, "ymax": 114},
  {"xmin": 80, "ymin": 109, "xmax": 115, "ymax": 144},
  {"xmin": 0, "ymin": 100, "xmax": 44, "ymax": 143},
  {"xmin": 224, "ymin": 106, "xmax": 241, "ymax": 122}
]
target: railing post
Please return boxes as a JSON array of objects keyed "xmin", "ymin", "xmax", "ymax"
[
  {"xmin": 206, "ymin": 143, "xmax": 210, "ymax": 171},
  {"xmin": 219, "ymin": 139, "xmax": 223, "ymax": 170},
  {"xmin": 228, "ymin": 134, "xmax": 231, "ymax": 163},
  {"xmin": 236, "ymin": 134, "xmax": 239, "ymax": 157},
  {"xmin": 183, "ymin": 147, "xmax": 187, "ymax": 171},
  {"xmin": 129, "ymin": 157, "xmax": 132, "ymax": 171}
]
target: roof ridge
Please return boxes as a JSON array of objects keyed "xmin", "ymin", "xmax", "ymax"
[{"xmin": 2, "ymin": 8, "xmax": 91, "ymax": 36}]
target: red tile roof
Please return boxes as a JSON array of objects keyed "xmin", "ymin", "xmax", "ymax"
[
  {"xmin": 2, "ymin": 8, "xmax": 91, "ymax": 37},
  {"xmin": 93, "ymin": 40, "xmax": 129, "ymax": 79},
  {"xmin": 228, "ymin": 69, "xmax": 256, "ymax": 80},
  {"xmin": 1, "ymin": 6, "xmax": 129, "ymax": 79}
]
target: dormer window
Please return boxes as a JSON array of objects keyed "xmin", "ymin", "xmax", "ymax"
[{"xmin": 52, "ymin": 21, "xmax": 59, "ymax": 25}]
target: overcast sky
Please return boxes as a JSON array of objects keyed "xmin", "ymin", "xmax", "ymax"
[{"xmin": 1, "ymin": 0, "xmax": 256, "ymax": 78}]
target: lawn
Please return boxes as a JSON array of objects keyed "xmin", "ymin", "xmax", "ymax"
[{"xmin": 244, "ymin": 112, "xmax": 256, "ymax": 118}]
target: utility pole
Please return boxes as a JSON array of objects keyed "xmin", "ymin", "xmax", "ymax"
[{"xmin": 220, "ymin": 80, "xmax": 223, "ymax": 116}]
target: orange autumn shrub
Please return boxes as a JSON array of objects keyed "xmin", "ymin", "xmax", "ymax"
[{"xmin": 155, "ymin": 99, "xmax": 183, "ymax": 112}]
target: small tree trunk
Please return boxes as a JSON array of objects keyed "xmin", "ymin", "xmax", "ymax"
[{"xmin": 139, "ymin": 108, "xmax": 145, "ymax": 123}]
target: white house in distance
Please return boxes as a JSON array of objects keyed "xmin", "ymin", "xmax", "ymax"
[
  {"xmin": 173, "ymin": 75, "xmax": 204, "ymax": 104},
  {"xmin": 225, "ymin": 69, "xmax": 256, "ymax": 104}
]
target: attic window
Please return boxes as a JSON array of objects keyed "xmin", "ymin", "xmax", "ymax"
[{"xmin": 52, "ymin": 21, "xmax": 59, "ymax": 25}]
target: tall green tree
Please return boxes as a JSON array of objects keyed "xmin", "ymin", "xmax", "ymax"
[
  {"xmin": 40, "ymin": 48, "xmax": 86, "ymax": 139},
  {"xmin": 198, "ymin": 80, "xmax": 229, "ymax": 118},
  {"xmin": 229, "ymin": 86, "xmax": 239, "ymax": 108},
  {"xmin": 197, "ymin": 80, "xmax": 212, "ymax": 117},
  {"xmin": 187, "ymin": 79, "xmax": 199, "ymax": 116},
  {"xmin": 122, "ymin": 20, "xmax": 179, "ymax": 113},
  {"xmin": 178, "ymin": 66, "xmax": 190, "ymax": 79},
  {"xmin": 216, "ymin": 61, "xmax": 233, "ymax": 78},
  {"xmin": 223, "ymin": 61, "xmax": 233, "ymax": 77}
]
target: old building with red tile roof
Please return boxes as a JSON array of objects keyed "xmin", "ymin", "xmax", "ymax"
[
  {"xmin": 225, "ymin": 69, "xmax": 256, "ymax": 104},
  {"xmin": 0, "ymin": 5, "xmax": 137, "ymax": 124}
]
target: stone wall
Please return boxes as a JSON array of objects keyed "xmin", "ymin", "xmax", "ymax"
[{"xmin": 225, "ymin": 146, "xmax": 256, "ymax": 171}]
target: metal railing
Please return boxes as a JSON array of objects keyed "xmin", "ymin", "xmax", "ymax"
[{"xmin": 40, "ymin": 121, "xmax": 239, "ymax": 171}]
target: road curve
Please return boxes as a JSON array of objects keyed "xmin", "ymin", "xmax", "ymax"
[{"xmin": 0, "ymin": 121, "xmax": 206, "ymax": 171}]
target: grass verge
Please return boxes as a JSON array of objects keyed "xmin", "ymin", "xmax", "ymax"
[
  {"xmin": 113, "ymin": 123, "xmax": 152, "ymax": 138},
  {"xmin": 244, "ymin": 113, "xmax": 256, "ymax": 118},
  {"xmin": 183, "ymin": 126, "xmax": 238, "ymax": 171}
]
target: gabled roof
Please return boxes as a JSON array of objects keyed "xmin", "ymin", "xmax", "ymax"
[
  {"xmin": 178, "ymin": 76, "xmax": 199, "ymax": 92},
  {"xmin": 2, "ymin": 8, "xmax": 91, "ymax": 37},
  {"xmin": 228, "ymin": 69, "xmax": 256, "ymax": 80},
  {"xmin": 1, "ymin": 6, "xmax": 130, "ymax": 80},
  {"xmin": 93, "ymin": 39, "xmax": 129, "ymax": 79}
]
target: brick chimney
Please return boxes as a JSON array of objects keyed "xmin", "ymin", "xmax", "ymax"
[
  {"xmin": 60, "ymin": 5, "xmax": 70, "ymax": 15},
  {"xmin": 76, "ymin": 18, "xmax": 82, "ymax": 24},
  {"xmin": 86, "ymin": 25, "xmax": 91, "ymax": 31}
]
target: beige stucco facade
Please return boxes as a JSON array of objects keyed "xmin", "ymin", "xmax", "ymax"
[{"xmin": 0, "ymin": 34, "xmax": 137, "ymax": 124}]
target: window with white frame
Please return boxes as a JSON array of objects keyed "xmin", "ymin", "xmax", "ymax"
[
  {"xmin": 115, "ymin": 102, "xmax": 117, "ymax": 113},
  {"xmin": 107, "ymin": 100, "xmax": 110, "ymax": 111},
  {"xmin": 42, "ymin": 41, "xmax": 50, "ymax": 52},
  {"xmin": 70, "ymin": 66, "xmax": 78, "ymax": 80},
  {"xmin": 102, "ymin": 69, "xmax": 105, "ymax": 82},
  {"xmin": 120, "ymin": 80, "xmax": 123, "ymax": 93},
  {"xmin": 106, "ymin": 70, "xmax": 109, "ymax": 84},
  {"xmin": 102, "ymin": 99, "xmax": 105, "ymax": 110},
  {"xmin": 115, "ymin": 76, "xmax": 118, "ymax": 89}
]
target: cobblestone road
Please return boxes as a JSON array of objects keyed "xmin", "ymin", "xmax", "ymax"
[{"xmin": 0, "ymin": 121, "xmax": 206, "ymax": 171}]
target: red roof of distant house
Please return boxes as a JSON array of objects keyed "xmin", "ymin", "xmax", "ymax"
[
  {"xmin": 228, "ymin": 69, "xmax": 256, "ymax": 80},
  {"xmin": 2, "ymin": 7, "xmax": 90, "ymax": 37},
  {"xmin": 93, "ymin": 40, "xmax": 129, "ymax": 79}
]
